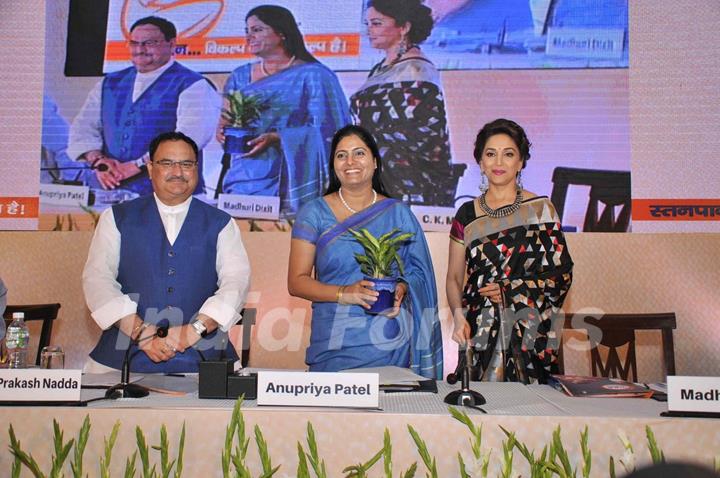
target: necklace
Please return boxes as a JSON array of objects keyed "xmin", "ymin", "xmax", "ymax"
[
  {"xmin": 371, "ymin": 45, "xmax": 418, "ymax": 76},
  {"xmin": 261, "ymin": 55, "xmax": 296, "ymax": 77},
  {"xmin": 338, "ymin": 187, "xmax": 377, "ymax": 214},
  {"xmin": 478, "ymin": 189, "xmax": 523, "ymax": 218}
]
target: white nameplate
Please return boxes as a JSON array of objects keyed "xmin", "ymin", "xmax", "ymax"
[
  {"xmin": 39, "ymin": 183, "xmax": 90, "ymax": 207},
  {"xmin": 410, "ymin": 205, "xmax": 456, "ymax": 232},
  {"xmin": 667, "ymin": 376, "xmax": 720, "ymax": 413},
  {"xmin": 0, "ymin": 369, "xmax": 82, "ymax": 402},
  {"xmin": 257, "ymin": 371, "xmax": 379, "ymax": 408},
  {"xmin": 218, "ymin": 193, "xmax": 280, "ymax": 220},
  {"xmin": 546, "ymin": 27, "xmax": 625, "ymax": 60}
]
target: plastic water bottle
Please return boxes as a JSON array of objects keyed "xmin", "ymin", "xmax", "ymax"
[{"xmin": 6, "ymin": 312, "xmax": 30, "ymax": 368}]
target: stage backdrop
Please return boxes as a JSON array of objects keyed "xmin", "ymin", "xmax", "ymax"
[
  {"xmin": 30, "ymin": 0, "xmax": 630, "ymax": 232},
  {"xmin": 2, "ymin": 1, "xmax": 718, "ymax": 232}
]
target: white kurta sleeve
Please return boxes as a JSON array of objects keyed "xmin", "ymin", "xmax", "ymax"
[
  {"xmin": 82, "ymin": 208, "xmax": 138, "ymax": 330},
  {"xmin": 198, "ymin": 219, "xmax": 251, "ymax": 331},
  {"xmin": 67, "ymin": 80, "xmax": 105, "ymax": 161},
  {"xmin": 175, "ymin": 78, "xmax": 222, "ymax": 150}
]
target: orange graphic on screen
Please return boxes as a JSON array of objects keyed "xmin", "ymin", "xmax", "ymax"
[
  {"xmin": 0, "ymin": 197, "xmax": 39, "ymax": 219},
  {"xmin": 105, "ymin": 1, "xmax": 360, "ymax": 62},
  {"xmin": 120, "ymin": 0, "xmax": 225, "ymax": 40}
]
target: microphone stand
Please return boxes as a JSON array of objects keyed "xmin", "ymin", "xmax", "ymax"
[
  {"xmin": 444, "ymin": 345, "xmax": 487, "ymax": 410},
  {"xmin": 105, "ymin": 326, "xmax": 168, "ymax": 399}
]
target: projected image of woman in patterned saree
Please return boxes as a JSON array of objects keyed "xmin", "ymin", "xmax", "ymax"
[{"xmin": 351, "ymin": 0, "xmax": 458, "ymax": 207}]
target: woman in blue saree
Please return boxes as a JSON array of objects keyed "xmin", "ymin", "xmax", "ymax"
[
  {"xmin": 288, "ymin": 125, "xmax": 443, "ymax": 379},
  {"xmin": 218, "ymin": 5, "xmax": 350, "ymax": 218}
]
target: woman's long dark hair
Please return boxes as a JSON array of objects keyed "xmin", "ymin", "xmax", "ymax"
[
  {"xmin": 325, "ymin": 125, "xmax": 391, "ymax": 197},
  {"xmin": 246, "ymin": 5, "xmax": 318, "ymax": 63}
]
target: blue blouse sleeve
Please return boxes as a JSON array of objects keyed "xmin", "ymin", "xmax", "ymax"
[
  {"xmin": 223, "ymin": 64, "xmax": 252, "ymax": 94},
  {"xmin": 291, "ymin": 200, "xmax": 322, "ymax": 245}
]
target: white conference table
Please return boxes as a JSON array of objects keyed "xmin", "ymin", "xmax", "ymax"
[{"xmin": 0, "ymin": 375, "xmax": 716, "ymax": 478}]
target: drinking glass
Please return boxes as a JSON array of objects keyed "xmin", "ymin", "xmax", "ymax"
[{"xmin": 40, "ymin": 345, "xmax": 65, "ymax": 369}]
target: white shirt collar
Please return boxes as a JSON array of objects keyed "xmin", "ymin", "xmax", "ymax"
[
  {"xmin": 153, "ymin": 193, "xmax": 192, "ymax": 215},
  {"xmin": 136, "ymin": 59, "xmax": 175, "ymax": 81}
]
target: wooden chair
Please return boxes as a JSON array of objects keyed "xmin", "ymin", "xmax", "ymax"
[
  {"xmin": 3, "ymin": 303, "xmax": 61, "ymax": 366},
  {"xmin": 550, "ymin": 167, "xmax": 631, "ymax": 232},
  {"xmin": 558, "ymin": 312, "xmax": 676, "ymax": 381}
]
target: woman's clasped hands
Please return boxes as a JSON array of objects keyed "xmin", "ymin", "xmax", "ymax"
[{"xmin": 337, "ymin": 279, "xmax": 407, "ymax": 318}]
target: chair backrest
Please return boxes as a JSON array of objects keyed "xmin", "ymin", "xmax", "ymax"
[
  {"xmin": 558, "ymin": 312, "xmax": 676, "ymax": 381},
  {"xmin": 550, "ymin": 167, "xmax": 631, "ymax": 232},
  {"xmin": 237, "ymin": 308, "xmax": 256, "ymax": 368},
  {"xmin": 3, "ymin": 303, "xmax": 61, "ymax": 366}
]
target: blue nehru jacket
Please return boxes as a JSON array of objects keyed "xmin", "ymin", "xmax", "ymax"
[
  {"xmin": 93, "ymin": 62, "xmax": 207, "ymax": 195},
  {"xmin": 89, "ymin": 195, "xmax": 238, "ymax": 373}
]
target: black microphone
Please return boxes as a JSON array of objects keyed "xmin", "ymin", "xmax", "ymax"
[
  {"xmin": 446, "ymin": 348, "xmax": 465, "ymax": 384},
  {"xmin": 105, "ymin": 325, "xmax": 169, "ymax": 399},
  {"xmin": 444, "ymin": 345, "xmax": 487, "ymax": 412},
  {"xmin": 41, "ymin": 162, "xmax": 109, "ymax": 172}
]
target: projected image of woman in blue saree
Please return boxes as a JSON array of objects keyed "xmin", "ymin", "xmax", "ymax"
[
  {"xmin": 217, "ymin": 5, "xmax": 350, "ymax": 219},
  {"xmin": 288, "ymin": 125, "xmax": 443, "ymax": 379}
]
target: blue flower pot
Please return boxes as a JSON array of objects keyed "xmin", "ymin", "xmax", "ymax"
[
  {"xmin": 365, "ymin": 277, "xmax": 396, "ymax": 315},
  {"xmin": 224, "ymin": 126, "xmax": 255, "ymax": 154}
]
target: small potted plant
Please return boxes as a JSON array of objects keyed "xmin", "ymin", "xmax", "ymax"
[
  {"xmin": 349, "ymin": 227, "xmax": 414, "ymax": 314},
  {"xmin": 222, "ymin": 90, "xmax": 265, "ymax": 154}
]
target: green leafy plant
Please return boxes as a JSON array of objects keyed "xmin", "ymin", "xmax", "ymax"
[
  {"xmin": 8, "ymin": 419, "xmax": 75, "ymax": 478},
  {"xmin": 100, "ymin": 421, "xmax": 121, "ymax": 478},
  {"xmin": 499, "ymin": 431, "xmax": 515, "ymax": 478},
  {"xmin": 296, "ymin": 422, "xmax": 327, "ymax": 478},
  {"xmin": 4, "ymin": 409, "xmax": 714, "ymax": 477},
  {"xmin": 223, "ymin": 91, "xmax": 265, "ymax": 129},
  {"xmin": 449, "ymin": 407, "xmax": 491, "ymax": 478},
  {"xmin": 255, "ymin": 424, "xmax": 280, "ymax": 477},
  {"xmin": 645, "ymin": 425, "xmax": 665, "ymax": 465},
  {"xmin": 222, "ymin": 397, "xmax": 251, "ymax": 477},
  {"xmin": 132, "ymin": 422, "xmax": 185, "ymax": 478},
  {"xmin": 349, "ymin": 228, "xmax": 414, "ymax": 278},
  {"xmin": 342, "ymin": 446, "xmax": 383, "ymax": 478},
  {"xmin": 9, "ymin": 424, "xmax": 44, "ymax": 478},
  {"xmin": 136, "ymin": 426, "xmax": 156, "ymax": 478},
  {"xmin": 579, "ymin": 425, "xmax": 592, "ymax": 478},
  {"xmin": 342, "ymin": 428, "xmax": 417, "ymax": 478},
  {"xmin": 500, "ymin": 425, "xmax": 552, "ymax": 478},
  {"xmin": 221, "ymin": 397, "xmax": 280, "ymax": 478},
  {"xmin": 70, "ymin": 415, "xmax": 91, "ymax": 478},
  {"xmin": 549, "ymin": 425, "xmax": 575, "ymax": 477},
  {"xmin": 407, "ymin": 425, "xmax": 437, "ymax": 478}
]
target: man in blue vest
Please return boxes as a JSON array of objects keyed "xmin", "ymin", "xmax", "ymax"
[
  {"xmin": 68, "ymin": 16, "xmax": 219, "ymax": 197},
  {"xmin": 82, "ymin": 132, "xmax": 250, "ymax": 373}
]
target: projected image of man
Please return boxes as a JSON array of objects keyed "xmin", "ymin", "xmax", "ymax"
[{"xmin": 68, "ymin": 16, "xmax": 220, "ymax": 198}]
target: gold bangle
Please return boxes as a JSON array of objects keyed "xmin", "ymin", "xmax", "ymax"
[{"xmin": 336, "ymin": 285, "xmax": 345, "ymax": 303}]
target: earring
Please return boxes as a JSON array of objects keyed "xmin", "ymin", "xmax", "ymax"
[
  {"xmin": 480, "ymin": 172, "xmax": 488, "ymax": 193},
  {"xmin": 516, "ymin": 170, "xmax": 524, "ymax": 190},
  {"xmin": 397, "ymin": 35, "xmax": 408, "ymax": 57}
]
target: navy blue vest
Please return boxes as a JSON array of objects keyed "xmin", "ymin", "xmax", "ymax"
[
  {"xmin": 93, "ymin": 62, "xmax": 207, "ymax": 195},
  {"xmin": 89, "ymin": 195, "xmax": 237, "ymax": 372}
]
